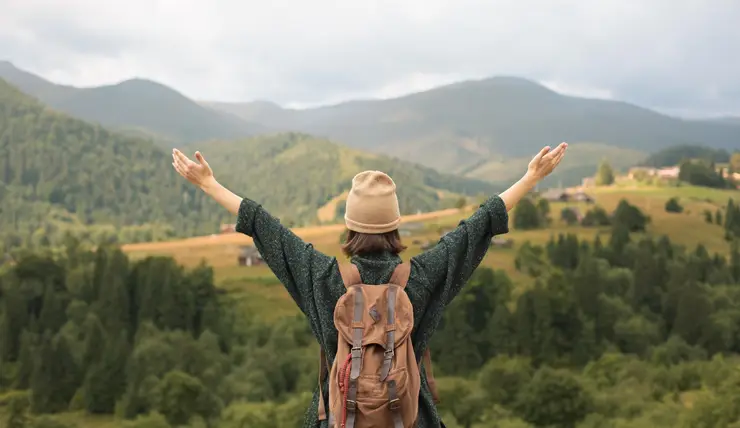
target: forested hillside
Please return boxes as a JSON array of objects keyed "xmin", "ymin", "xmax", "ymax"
[
  {"xmin": 641, "ymin": 145, "xmax": 733, "ymax": 168},
  {"xmin": 3, "ymin": 199, "xmax": 740, "ymax": 427},
  {"xmin": 201, "ymin": 132, "xmax": 498, "ymax": 225},
  {"xmin": 0, "ymin": 78, "xmax": 221, "ymax": 251},
  {"xmin": 0, "ymin": 78, "xmax": 496, "ymax": 253}
]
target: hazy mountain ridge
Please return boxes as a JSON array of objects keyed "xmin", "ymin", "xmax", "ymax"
[
  {"xmin": 204, "ymin": 76, "xmax": 740, "ymax": 184},
  {"xmin": 0, "ymin": 61, "xmax": 264, "ymax": 144},
  {"xmin": 4, "ymin": 61, "xmax": 740, "ymax": 187}
]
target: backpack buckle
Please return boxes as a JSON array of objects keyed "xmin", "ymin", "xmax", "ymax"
[
  {"xmin": 351, "ymin": 346, "xmax": 362, "ymax": 359},
  {"xmin": 346, "ymin": 400, "xmax": 357, "ymax": 411},
  {"xmin": 389, "ymin": 398, "xmax": 400, "ymax": 410},
  {"xmin": 384, "ymin": 349, "xmax": 394, "ymax": 359}
]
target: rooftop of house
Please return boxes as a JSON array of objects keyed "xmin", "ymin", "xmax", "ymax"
[{"xmin": 239, "ymin": 246, "xmax": 262, "ymax": 258}]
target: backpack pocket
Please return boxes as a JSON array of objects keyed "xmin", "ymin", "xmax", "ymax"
[{"xmin": 330, "ymin": 367, "xmax": 417, "ymax": 428}]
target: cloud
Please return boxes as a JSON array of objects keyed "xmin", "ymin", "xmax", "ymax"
[{"xmin": 0, "ymin": 0, "xmax": 738, "ymax": 115}]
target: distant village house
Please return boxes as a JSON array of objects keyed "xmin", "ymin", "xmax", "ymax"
[
  {"xmin": 490, "ymin": 237, "xmax": 514, "ymax": 248},
  {"xmin": 721, "ymin": 170, "xmax": 740, "ymax": 181},
  {"xmin": 627, "ymin": 166, "xmax": 680, "ymax": 180},
  {"xmin": 420, "ymin": 241, "xmax": 436, "ymax": 251},
  {"xmin": 238, "ymin": 246, "xmax": 263, "ymax": 266},
  {"xmin": 399, "ymin": 222, "xmax": 424, "ymax": 237},
  {"xmin": 571, "ymin": 192, "xmax": 595, "ymax": 203},
  {"xmin": 656, "ymin": 166, "xmax": 680, "ymax": 179},
  {"xmin": 540, "ymin": 189, "xmax": 594, "ymax": 204},
  {"xmin": 541, "ymin": 189, "xmax": 570, "ymax": 202},
  {"xmin": 627, "ymin": 167, "xmax": 658, "ymax": 179}
]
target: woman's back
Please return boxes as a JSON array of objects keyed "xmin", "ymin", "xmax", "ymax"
[{"xmin": 171, "ymin": 142, "xmax": 568, "ymax": 427}]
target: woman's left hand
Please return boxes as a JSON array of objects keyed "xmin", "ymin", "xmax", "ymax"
[{"xmin": 172, "ymin": 148, "xmax": 215, "ymax": 189}]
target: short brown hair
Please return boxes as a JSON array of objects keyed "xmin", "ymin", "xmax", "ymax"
[{"xmin": 341, "ymin": 229, "xmax": 407, "ymax": 258}]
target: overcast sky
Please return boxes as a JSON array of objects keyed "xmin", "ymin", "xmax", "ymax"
[{"xmin": 1, "ymin": 0, "xmax": 738, "ymax": 116}]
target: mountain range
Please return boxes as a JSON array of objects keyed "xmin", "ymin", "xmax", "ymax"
[
  {"xmin": 205, "ymin": 78, "xmax": 740, "ymax": 184},
  {"xmin": 2, "ymin": 61, "xmax": 739, "ymax": 188},
  {"xmin": 0, "ymin": 77, "xmax": 494, "ymax": 251}
]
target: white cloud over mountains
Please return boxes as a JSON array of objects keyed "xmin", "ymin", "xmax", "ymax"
[{"xmin": 1, "ymin": 0, "xmax": 738, "ymax": 116}]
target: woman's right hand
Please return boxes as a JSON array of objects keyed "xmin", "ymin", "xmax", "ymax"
[
  {"xmin": 526, "ymin": 142, "xmax": 567, "ymax": 181},
  {"xmin": 172, "ymin": 148, "xmax": 216, "ymax": 190}
]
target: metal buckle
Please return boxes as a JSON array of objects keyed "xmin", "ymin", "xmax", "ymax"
[
  {"xmin": 389, "ymin": 398, "xmax": 400, "ymax": 410},
  {"xmin": 351, "ymin": 346, "xmax": 362, "ymax": 358},
  {"xmin": 346, "ymin": 400, "xmax": 357, "ymax": 411},
  {"xmin": 384, "ymin": 349, "xmax": 394, "ymax": 359}
]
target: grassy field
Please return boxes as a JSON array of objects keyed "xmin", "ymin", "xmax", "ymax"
[{"xmin": 122, "ymin": 183, "xmax": 739, "ymax": 321}]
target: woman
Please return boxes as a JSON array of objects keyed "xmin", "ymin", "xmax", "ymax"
[{"xmin": 172, "ymin": 142, "xmax": 567, "ymax": 427}]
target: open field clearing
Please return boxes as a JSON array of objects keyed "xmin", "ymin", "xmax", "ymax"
[{"xmin": 121, "ymin": 184, "xmax": 740, "ymax": 320}]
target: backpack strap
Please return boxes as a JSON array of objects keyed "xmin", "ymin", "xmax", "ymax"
[
  {"xmin": 388, "ymin": 379, "xmax": 404, "ymax": 428},
  {"xmin": 381, "ymin": 262, "xmax": 410, "ymax": 380},
  {"xmin": 380, "ymin": 282, "xmax": 400, "ymax": 381},
  {"xmin": 339, "ymin": 262, "xmax": 363, "ymax": 288},
  {"xmin": 388, "ymin": 262, "xmax": 411, "ymax": 288},
  {"xmin": 317, "ymin": 348, "xmax": 329, "ymax": 421},
  {"xmin": 386, "ymin": 263, "xmax": 410, "ymax": 426},
  {"xmin": 345, "ymin": 278, "xmax": 365, "ymax": 428},
  {"xmin": 423, "ymin": 349, "xmax": 440, "ymax": 404}
]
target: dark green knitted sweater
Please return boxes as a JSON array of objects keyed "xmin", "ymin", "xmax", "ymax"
[{"xmin": 235, "ymin": 196, "xmax": 509, "ymax": 427}]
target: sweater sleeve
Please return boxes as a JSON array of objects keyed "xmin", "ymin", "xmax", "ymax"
[
  {"xmin": 410, "ymin": 195, "xmax": 509, "ymax": 306},
  {"xmin": 234, "ymin": 198, "xmax": 339, "ymax": 315}
]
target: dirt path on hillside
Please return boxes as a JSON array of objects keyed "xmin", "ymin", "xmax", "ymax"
[
  {"xmin": 122, "ymin": 206, "xmax": 467, "ymax": 253},
  {"xmin": 316, "ymin": 191, "xmax": 349, "ymax": 223}
]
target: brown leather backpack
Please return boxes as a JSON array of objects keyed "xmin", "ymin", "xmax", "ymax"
[{"xmin": 317, "ymin": 262, "xmax": 439, "ymax": 428}]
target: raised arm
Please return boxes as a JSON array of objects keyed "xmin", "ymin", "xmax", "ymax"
[
  {"xmin": 411, "ymin": 143, "xmax": 567, "ymax": 305},
  {"xmin": 171, "ymin": 149, "xmax": 339, "ymax": 314}
]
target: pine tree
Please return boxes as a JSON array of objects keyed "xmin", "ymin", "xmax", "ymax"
[
  {"xmin": 672, "ymin": 282, "xmax": 712, "ymax": 347},
  {"xmin": 81, "ymin": 313, "xmax": 107, "ymax": 372},
  {"xmin": 725, "ymin": 199, "xmax": 739, "ymax": 239},
  {"xmin": 488, "ymin": 304, "xmax": 514, "ymax": 357},
  {"xmin": 607, "ymin": 224, "xmax": 632, "ymax": 267},
  {"xmin": 572, "ymin": 256, "xmax": 604, "ymax": 319},
  {"xmin": 730, "ymin": 240, "xmax": 740, "ymax": 284},
  {"xmin": 595, "ymin": 160, "xmax": 615, "ymax": 186},
  {"xmin": 1, "ymin": 285, "xmax": 27, "ymax": 362},
  {"xmin": 94, "ymin": 249, "xmax": 131, "ymax": 333},
  {"xmin": 537, "ymin": 198, "xmax": 551, "ymax": 225},
  {"xmin": 513, "ymin": 198, "xmax": 542, "ymax": 230},
  {"xmin": 631, "ymin": 249, "xmax": 663, "ymax": 313},
  {"xmin": 38, "ymin": 285, "xmax": 66, "ymax": 335},
  {"xmin": 30, "ymin": 332, "xmax": 80, "ymax": 413},
  {"xmin": 13, "ymin": 330, "xmax": 37, "ymax": 390},
  {"xmin": 158, "ymin": 271, "xmax": 193, "ymax": 332},
  {"xmin": 83, "ymin": 330, "xmax": 130, "ymax": 413},
  {"xmin": 30, "ymin": 331, "xmax": 55, "ymax": 413}
]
